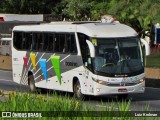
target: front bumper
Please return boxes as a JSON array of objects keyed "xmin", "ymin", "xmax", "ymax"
[{"xmin": 93, "ymin": 81, "xmax": 145, "ymax": 96}]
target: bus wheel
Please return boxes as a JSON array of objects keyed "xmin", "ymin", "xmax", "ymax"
[
  {"xmin": 73, "ymin": 81, "xmax": 84, "ymax": 100},
  {"xmin": 117, "ymin": 94, "xmax": 128, "ymax": 100},
  {"xmin": 28, "ymin": 75, "xmax": 36, "ymax": 92}
]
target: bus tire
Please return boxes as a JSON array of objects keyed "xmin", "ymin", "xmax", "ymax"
[
  {"xmin": 73, "ymin": 80, "xmax": 84, "ymax": 100},
  {"xmin": 28, "ymin": 75, "xmax": 36, "ymax": 92}
]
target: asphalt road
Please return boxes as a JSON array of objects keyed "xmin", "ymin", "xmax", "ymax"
[
  {"xmin": 0, "ymin": 70, "xmax": 12, "ymax": 81},
  {"xmin": 0, "ymin": 70, "xmax": 29, "ymax": 91},
  {"xmin": 0, "ymin": 70, "xmax": 160, "ymax": 112}
]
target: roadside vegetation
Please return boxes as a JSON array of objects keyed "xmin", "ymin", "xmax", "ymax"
[
  {"xmin": 1, "ymin": 1, "xmax": 159, "ymax": 68},
  {"xmin": 1, "ymin": 0, "xmax": 160, "ymax": 61},
  {"xmin": 0, "ymin": 91, "xmax": 159, "ymax": 120},
  {"xmin": 0, "ymin": 0, "xmax": 160, "ymax": 30},
  {"xmin": 146, "ymin": 51, "xmax": 160, "ymax": 68}
]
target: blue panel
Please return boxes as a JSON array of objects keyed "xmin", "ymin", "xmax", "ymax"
[
  {"xmin": 39, "ymin": 59, "xmax": 47, "ymax": 68},
  {"xmin": 156, "ymin": 28, "xmax": 160, "ymax": 44},
  {"xmin": 39, "ymin": 59, "xmax": 48, "ymax": 81}
]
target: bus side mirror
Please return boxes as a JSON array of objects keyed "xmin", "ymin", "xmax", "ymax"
[
  {"xmin": 141, "ymin": 38, "xmax": 150, "ymax": 56},
  {"xmin": 86, "ymin": 40, "xmax": 95, "ymax": 58}
]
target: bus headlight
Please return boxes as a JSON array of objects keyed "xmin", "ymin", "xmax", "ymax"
[
  {"xmin": 139, "ymin": 78, "xmax": 144, "ymax": 82},
  {"xmin": 92, "ymin": 77, "xmax": 106, "ymax": 85}
]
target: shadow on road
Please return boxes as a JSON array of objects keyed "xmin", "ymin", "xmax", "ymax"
[{"xmin": 0, "ymin": 80, "xmax": 30, "ymax": 92}]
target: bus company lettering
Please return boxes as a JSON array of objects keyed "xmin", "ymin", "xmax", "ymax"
[{"xmin": 64, "ymin": 61, "xmax": 78, "ymax": 67}]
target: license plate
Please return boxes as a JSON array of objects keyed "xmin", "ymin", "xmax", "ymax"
[{"xmin": 118, "ymin": 88, "xmax": 127, "ymax": 92}]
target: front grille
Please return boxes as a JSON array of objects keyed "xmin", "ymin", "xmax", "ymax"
[{"xmin": 107, "ymin": 81, "xmax": 141, "ymax": 87}]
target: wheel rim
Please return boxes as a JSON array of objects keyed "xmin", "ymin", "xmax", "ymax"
[
  {"xmin": 74, "ymin": 82, "xmax": 82, "ymax": 98},
  {"xmin": 28, "ymin": 76, "xmax": 35, "ymax": 92},
  {"xmin": 76, "ymin": 84, "xmax": 81, "ymax": 98},
  {"xmin": 29, "ymin": 81, "xmax": 35, "ymax": 91}
]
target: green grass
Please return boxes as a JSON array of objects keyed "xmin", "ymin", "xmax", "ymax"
[
  {"xmin": 0, "ymin": 91, "xmax": 159, "ymax": 120},
  {"xmin": 146, "ymin": 52, "xmax": 160, "ymax": 68}
]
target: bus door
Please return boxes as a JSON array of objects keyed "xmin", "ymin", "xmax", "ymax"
[
  {"xmin": 78, "ymin": 33, "xmax": 95, "ymax": 95},
  {"xmin": 85, "ymin": 40, "xmax": 97, "ymax": 94}
]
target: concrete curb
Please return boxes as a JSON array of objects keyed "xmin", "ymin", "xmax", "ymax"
[{"xmin": 145, "ymin": 68, "xmax": 160, "ymax": 79}]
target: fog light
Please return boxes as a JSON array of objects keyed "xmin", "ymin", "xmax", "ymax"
[{"xmin": 96, "ymin": 88, "xmax": 100, "ymax": 92}]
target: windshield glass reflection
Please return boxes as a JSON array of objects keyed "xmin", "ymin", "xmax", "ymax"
[{"xmin": 94, "ymin": 37, "xmax": 143, "ymax": 76}]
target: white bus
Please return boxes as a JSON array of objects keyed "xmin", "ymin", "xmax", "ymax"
[{"xmin": 12, "ymin": 21, "xmax": 150, "ymax": 99}]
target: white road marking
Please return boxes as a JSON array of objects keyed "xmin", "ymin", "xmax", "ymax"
[
  {"xmin": 0, "ymin": 70, "xmax": 12, "ymax": 73},
  {"xmin": 0, "ymin": 79, "xmax": 13, "ymax": 82}
]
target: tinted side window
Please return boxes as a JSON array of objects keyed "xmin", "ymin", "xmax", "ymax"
[
  {"xmin": 64, "ymin": 34, "xmax": 77, "ymax": 53},
  {"xmin": 22, "ymin": 32, "xmax": 32, "ymax": 50},
  {"xmin": 13, "ymin": 32, "xmax": 23, "ymax": 50},
  {"xmin": 70, "ymin": 34, "xmax": 77, "ymax": 53},
  {"xmin": 43, "ymin": 33, "xmax": 49, "ymax": 51},
  {"xmin": 54, "ymin": 33, "xmax": 77, "ymax": 53},
  {"xmin": 13, "ymin": 32, "xmax": 32, "ymax": 50},
  {"xmin": 78, "ymin": 33, "xmax": 89, "ymax": 56},
  {"xmin": 13, "ymin": 32, "xmax": 77, "ymax": 54},
  {"xmin": 78, "ymin": 33, "xmax": 90, "ymax": 64},
  {"xmin": 47, "ymin": 33, "xmax": 55, "ymax": 51},
  {"xmin": 32, "ymin": 33, "xmax": 43, "ymax": 51},
  {"xmin": 59, "ymin": 34, "xmax": 65, "ymax": 52},
  {"xmin": 64, "ymin": 34, "xmax": 70, "ymax": 53},
  {"xmin": 25, "ymin": 33, "xmax": 32, "ymax": 50},
  {"xmin": 55, "ymin": 33, "xmax": 65, "ymax": 52}
]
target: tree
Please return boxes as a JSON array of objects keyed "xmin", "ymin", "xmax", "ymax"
[
  {"xmin": 1, "ymin": 0, "xmax": 59, "ymax": 14},
  {"xmin": 61, "ymin": 0, "xmax": 92, "ymax": 21}
]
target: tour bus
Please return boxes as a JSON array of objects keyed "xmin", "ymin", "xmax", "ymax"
[{"xmin": 12, "ymin": 21, "xmax": 150, "ymax": 99}]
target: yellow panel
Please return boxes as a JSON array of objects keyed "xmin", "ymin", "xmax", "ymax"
[{"xmin": 30, "ymin": 53, "xmax": 36, "ymax": 70}]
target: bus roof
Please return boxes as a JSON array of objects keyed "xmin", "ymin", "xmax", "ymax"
[{"xmin": 13, "ymin": 22, "xmax": 138, "ymax": 38}]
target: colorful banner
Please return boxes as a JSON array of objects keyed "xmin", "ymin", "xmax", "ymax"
[
  {"xmin": 50, "ymin": 55, "xmax": 61, "ymax": 85},
  {"xmin": 39, "ymin": 59, "xmax": 48, "ymax": 81},
  {"xmin": 23, "ymin": 56, "xmax": 28, "ymax": 68},
  {"xmin": 30, "ymin": 53, "xmax": 36, "ymax": 70}
]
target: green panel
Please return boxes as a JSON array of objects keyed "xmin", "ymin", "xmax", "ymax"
[{"xmin": 50, "ymin": 55, "xmax": 61, "ymax": 85}]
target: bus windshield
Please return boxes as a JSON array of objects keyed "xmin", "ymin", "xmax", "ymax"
[{"xmin": 93, "ymin": 37, "xmax": 143, "ymax": 77}]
